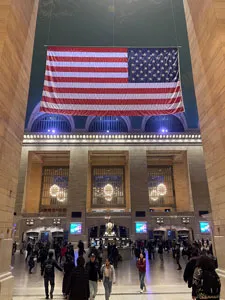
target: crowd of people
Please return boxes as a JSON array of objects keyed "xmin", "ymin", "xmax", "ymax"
[
  {"xmin": 20, "ymin": 239, "xmax": 118, "ymax": 299},
  {"xmin": 15, "ymin": 237, "xmax": 221, "ymax": 300},
  {"xmin": 133, "ymin": 238, "xmax": 220, "ymax": 299}
]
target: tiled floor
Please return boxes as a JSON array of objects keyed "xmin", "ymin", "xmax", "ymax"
[{"xmin": 12, "ymin": 251, "xmax": 191, "ymax": 299}]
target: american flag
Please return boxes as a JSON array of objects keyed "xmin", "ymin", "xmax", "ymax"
[{"xmin": 40, "ymin": 47, "xmax": 184, "ymax": 116}]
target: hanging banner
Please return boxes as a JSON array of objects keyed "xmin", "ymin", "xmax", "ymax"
[{"xmin": 40, "ymin": 47, "xmax": 185, "ymax": 116}]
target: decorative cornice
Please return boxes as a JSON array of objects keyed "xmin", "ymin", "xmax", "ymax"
[{"xmin": 23, "ymin": 133, "xmax": 202, "ymax": 146}]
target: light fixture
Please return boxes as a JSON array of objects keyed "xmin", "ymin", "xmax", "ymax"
[
  {"xmin": 53, "ymin": 218, "xmax": 61, "ymax": 225},
  {"xmin": 50, "ymin": 184, "xmax": 60, "ymax": 197},
  {"xmin": 156, "ymin": 217, "xmax": 164, "ymax": 224},
  {"xmin": 157, "ymin": 183, "xmax": 167, "ymax": 196},
  {"xmin": 103, "ymin": 184, "xmax": 114, "ymax": 202},
  {"xmin": 182, "ymin": 217, "xmax": 190, "ymax": 224},
  {"xmin": 56, "ymin": 188, "xmax": 67, "ymax": 202},
  {"xmin": 26, "ymin": 219, "xmax": 34, "ymax": 226},
  {"xmin": 149, "ymin": 188, "xmax": 159, "ymax": 201}
]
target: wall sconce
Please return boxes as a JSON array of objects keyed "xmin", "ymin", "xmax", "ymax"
[
  {"xmin": 182, "ymin": 217, "xmax": 190, "ymax": 224},
  {"xmin": 156, "ymin": 217, "xmax": 164, "ymax": 224},
  {"xmin": 53, "ymin": 218, "xmax": 61, "ymax": 225},
  {"xmin": 26, "ymin": 219, "xmax": 34, "ymax": 226}
]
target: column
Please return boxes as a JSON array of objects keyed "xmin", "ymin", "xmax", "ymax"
[
  {"xmin": 15, "ymin": 149, "xmax": 30, "ymax": 215},
  {"xmin": 67, "ymin": 147, "xmax": 89, "ymax": 245},
  {"xmin": 0, "ymin": 1, "xmax": 38, "ymax": 299},
  {"xmin": 129, "ymin": 148, "xmax": 149, "ymax": 239},
  {"xmin": 184, "ymin": 0, "xmax": 225, "ymax": 296}
]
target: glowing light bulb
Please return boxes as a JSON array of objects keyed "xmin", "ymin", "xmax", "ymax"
[
  {"xmin": 157, "ymin": 183, "xmax": 167, "ymax": 196},
  {"xmin": 49, "ymin": 184, "xmax": 60, "ymax": 197}
]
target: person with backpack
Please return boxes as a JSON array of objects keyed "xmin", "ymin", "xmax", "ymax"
[
  {"xmin": 101, "ymin": 258, "xmax": 116, "ymax": 300},
  {"xmin": 183, "ymin": 249, "xmax": 200, "ymax": 288},
  {"xmin": 192, "ymin": 256, "xmax": 221, "ymax": 300},
  {"xmin": 41, "ymin": 251, "xmax": 63, "ymax": 299}
]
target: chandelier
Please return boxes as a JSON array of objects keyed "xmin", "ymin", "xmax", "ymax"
[
  {"xmin": 49, "ymin": 184, "xmax": 60, "ymax": 197},
  {"xmin": 50, "ymin": 184, "xmax": 67, "ymax": 202},
  {"xmin": 103, "ymin": 183, "xmax": 114, "ymax": 202},
  {"xmin": 56, "ymin": 188, "xmax": 67, "ymax": 202},
  {"xmin": 157, "ymin": 183, "xmax": 167, "ymax": 196},
  {"xmin": 149, "ymin": 188, "xmax": 159, "ymax": 201}
]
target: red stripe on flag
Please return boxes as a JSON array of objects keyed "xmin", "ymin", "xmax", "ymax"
[
  {"xmin": 46, "ymin": 66, "xmax": 128, "ymax": 73},
  {"xmin": 47, "ymin": 47, "xmax": 127, "ymax": 53},
  {"xmin": 47, "ymin": 56, "xmax": 127, "ymax": 62},
  {"xmin": 44, "ymin": 76, "xmax": 128, "ymax": 83},
  {"xmin": 40, "ymin": 106, "xmax": 185, "ymax": 116},
  {"xmin": 43, "ymin": 86, "xmax": 181, "ymax": 94},
  {"xmin": 42, "ymin": 96, "xmax": 182, "ymax": 105}
]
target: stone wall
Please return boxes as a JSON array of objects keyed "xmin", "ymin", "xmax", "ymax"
[
  {"xmin": 184, "ymin": 1, "xmax": 225, "ymax": 296},
  {"xmin": 0, "ymin": 1, "xmax": 38, "ymax": 298},
  {"xmin": 15, "ymin": 144, "xmax": 211, "ymax": 242}
]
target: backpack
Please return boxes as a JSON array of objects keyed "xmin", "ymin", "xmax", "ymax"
[
  {"xmin": 201, "ymin": 270, "xmax": 221, "ymax": 296},
  {"xmin": 45, "ymin": 260, "xmax": 54, "ymax": 275}
]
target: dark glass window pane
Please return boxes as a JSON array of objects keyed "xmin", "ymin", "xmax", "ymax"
[
  {"xmin": 145, "ymin": 115, "xmax": 184, "ymax": 133},
  {"xmin": 31, "ymin": 114, "xmax": 72, "ymax": 133},
  {"xmin": 89, "ymin": 117, "xmax": 128, "ymax": 133}
]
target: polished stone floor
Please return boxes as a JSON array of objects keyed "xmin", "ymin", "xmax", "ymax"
[{"xmin": 12, "ymin": 250, "xmax": 191, "ymax": 299}]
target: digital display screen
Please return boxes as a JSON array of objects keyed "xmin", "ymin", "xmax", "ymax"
[
  {"xmin": 200, "ymin": 222, "xmax": 210, "ymax": 234},
  {"xmin": 70, "ymin": 223, "xmax": 82, "ymax": 235},
  {"xmin": 136, "ymin": 222, "xmax": 147, "ymax": 234}
]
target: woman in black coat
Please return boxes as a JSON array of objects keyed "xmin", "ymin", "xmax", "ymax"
[
  {"xmin": 62, "ymin": 255, "xmax": 74, "ymax": 298},
  {"xmin": 67, "ymin": 256, "xmax": 90, "ymax": 300}
]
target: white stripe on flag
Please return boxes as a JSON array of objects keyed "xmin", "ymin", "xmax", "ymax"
[
  {"xmin": 40, "ymin": 101, "xmax": 183, "ymax": 111},
  {"xmin": 42, "ymin": 91, "xmax": 182, "ymax": 100},
  {"xmin": 44, "ymin": 80, "xmax": 180, "ymax": 89},
  {"xmin": 46, "ymin": 61, "xmax": 128, "ymax": 68},
  {"xmin": 45, "ymin": 71, "xmax": 128, "ymax": 78},
  {"xmin": 48, "ymin": 51, "xmax": 128, "ymax": 58}
]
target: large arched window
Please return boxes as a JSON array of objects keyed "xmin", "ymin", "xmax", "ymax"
[
  {"xmin": 31, "ymin": 114, "xmax": 72, "ymax": 133},
  {"xmin": 145, "ymin": 115, "xmax": 184, "ymax": 133},
  {"xmin": 88, "ymin": 116, "xmax": 128, "ymax": 133}
]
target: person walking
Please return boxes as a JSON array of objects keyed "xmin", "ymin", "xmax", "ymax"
[
  {"xmin": 62, "ymin": 254, "xmax": 74, "ymax": 299},
  {"xmin": 78, "ymin": 240, "xmax": 85, "ymax": 257},
  {"xmin": 183, "ymin": 249, "xmax": 200, "ymax": 288},
  {"xmin": 86, "ymin": 253, "xmax": 101, "ymax": 300},
  {"xmin": 192, "ymin": 256, "xmax": 221, "ymax": 300},
  {"xmin": 101, "ymin": 258, "xmax": 116, "ymax": 300},
  {"xmin": 112, "ymin": 245, "xmax": 119, "ymax": 269},
  {"xmin": 41, "ymin": 251, "xmax": 63, "ymax": 299},
  {"xmin": 67, "ymin": 256, "xmax": 90, "ymax": 300},
  {"xmin": 175, "ymin": 243, "xmax": 182, "ymax": 270},
  {"xmin": 158, "ymin": 241, "xmax": 164, "ymax": 262},
  {"xmin": 39, "ymin": 246, "xmax": 48, "ymax": 274},
  {"xmin": 136, "ymin": 253, "xmax": 146, "ymax": 293},
  {"xmin": 26, "ymin": 242, "xmax": 32, "ymax": 261},
  {"xmin": 28, "ymin": 251, "xmax": 35, "ymax": 274},
  {"xmin": 98, "ymin": 245, "xmax": 103, "ymax": 268}
]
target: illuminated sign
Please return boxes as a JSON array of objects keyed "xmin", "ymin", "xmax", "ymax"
[
  {"xmin": 70, "ymin": 223, "xmax": 82, "ymax": 235},
  {"xmin": 135, "ymin": 222, "xmax": 147, "ymax": 234},
  {"xmin": 200, "ymin": 222, "xmax": 210, "ymax": 234}
]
